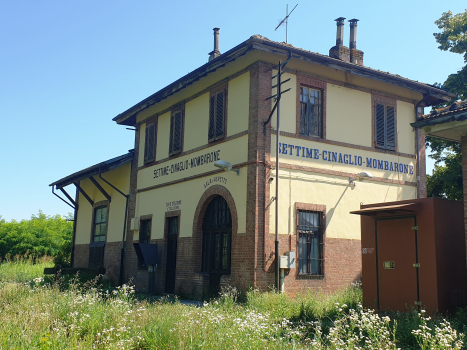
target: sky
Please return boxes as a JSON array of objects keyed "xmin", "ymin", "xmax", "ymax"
[{"xmin": 0, "ymin": 0, "xmax": 466, "ymax": 221}]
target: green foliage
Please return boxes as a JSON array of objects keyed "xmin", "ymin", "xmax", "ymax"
[
  {"xmin": 0, "ymin": 211, "xmax": 73, "ymax": 261},
  {"xmin": 426, "ymin": 9, "xmax": 467, "ymax": 200},
  {"xmin": 426, "ymin": 136, "xmax": 463, "ymax": 200},
  {"xmin": 434, "ymin": 10, "xmax": 467, "ymax": 62}
]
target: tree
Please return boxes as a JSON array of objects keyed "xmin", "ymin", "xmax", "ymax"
[
  {"xmin": 426, "ymin": 10, "xmax": 467, "ymax": 199},
  {"xmin": 0, "ymin": 211, "xmax": 72, "ymax": 260}
]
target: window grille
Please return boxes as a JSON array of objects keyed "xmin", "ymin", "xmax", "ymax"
[{"xmin": 298, "ymin": 210, "xmax": 324, "ymax": 275}]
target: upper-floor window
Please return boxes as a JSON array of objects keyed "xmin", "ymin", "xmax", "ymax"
[
  {"xmin": 169, "ymin": 109, "xmax": 184, "ymax": 155},
  {"xmin": 299, "ymin": 87, "xmax": 322, "ymax": 137},
  {"xmin": 144, "ymin": 123, "xmax": 156, "ymax": 164},
  {"xmin": 93, "ymin": 206, "xmax": 108, "ymax": 242},
  {"xmin": 375, "ymin": 103, "xmax": 396, "ymax": 150},
  {"xmin": 209, "ymin": 89, "xmax": 226, "ymax": 142},
  {"xmin": 297, "ymin": 209, "xmax": 323, "ymax": 276}
]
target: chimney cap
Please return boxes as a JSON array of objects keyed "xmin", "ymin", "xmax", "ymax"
[
  {"xmin": 213, "ymin": 27, "xmax": 220, "ymax": 31},
  {"xmin": 349, "ymin": 18, "xmax": 359, "ymax": 24},
  {"xmin": 335, "ymin": 17, "xmax": 346, "ymax": 23}
]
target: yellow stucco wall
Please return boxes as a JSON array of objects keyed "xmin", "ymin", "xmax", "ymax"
[
  {"xmin": 74, "ymin": 162, "xmax": 131, "ymax": 244},
  {"xmin": 138, "ymin": 135, "xmax": 248, "ymax": 190},
  {"xmin": 134, "ymin": 135, "xmax": 248, "ymax": 239},
  {"xmin": 271, "ymin": 71, "xmax": 297, "ymax": 134},
  {"xmin": 227, "ymin": 72, "xmax": 250, "ymax": 136},
  {"xmin": 326, "ymin": 84, "xmax": 372, "ymax": 147},
  {"xmin": 397, "ymin": 100, "xmax": 416, "ymax": 155},
  {"xmin": 268, "ymin": 170, "xmax": 416, "ymax": 240},
  {"xmin": 268, "ymin": 134, "xmax": 417, "ymax": 239},
  {"xmin": 184, "ymin": 93, "xmax": 210, "ymax": 151},
  {"xmin": 135, "ymin": 169, "xmax": 247, "ymax": 240},
  {"xmin": 156, "ymin": 112, "xmax": 171, "ymax": 161},
  {"xmin": 271, "ymin": 135, "xmax": 416, "ymax": 183}
]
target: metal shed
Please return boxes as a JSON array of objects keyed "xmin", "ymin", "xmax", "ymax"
[{"xmin": 352, "ymin": 198, "xmax": 466, "ymax": 315}]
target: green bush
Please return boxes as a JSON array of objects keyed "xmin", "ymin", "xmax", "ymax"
[{"xmin": 0, "ymin": 211, "xmax": 73, "ymax": 260}]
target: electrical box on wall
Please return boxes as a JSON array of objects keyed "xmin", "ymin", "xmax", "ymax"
[
  {"xmin": 280, "ymin": 251, "xmax": 296, "ymax": 269},
  {"xmin": 130, "ymin": 217, "xmax": 139, "ymax": 231}
]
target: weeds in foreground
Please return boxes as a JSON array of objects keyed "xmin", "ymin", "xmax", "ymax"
[{"xmin": 0, "ymin": 260, "xmax": 465, "ymax": 349}]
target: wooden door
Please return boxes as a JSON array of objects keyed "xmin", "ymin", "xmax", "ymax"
[{"xmin": 165, "ymin": 217, "xmax": 178, "ymax": 294}]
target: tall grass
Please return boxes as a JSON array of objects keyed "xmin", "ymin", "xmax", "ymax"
[
  {"xmin": 0, "ymin": 259, "xmax": 464, "ymax": 349},
  {"xmin": 0, "ymin": 254, "xmax": 53, "ymax": 283}
]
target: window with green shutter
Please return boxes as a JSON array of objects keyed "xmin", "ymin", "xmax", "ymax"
[
  {"xmin": 169, "ymin": 109, "xmax": 183, "ymax": 155},
  {"xmin": 209, "ymin": 90, "xmax": 226, "ymax": 142},
  {"xmin": 144, "ymin": 123, "xmax": 156, "ymax": 164},
  {"xmin": 375, "ymin": 103, "xmax": 396, "ymax": 150}
]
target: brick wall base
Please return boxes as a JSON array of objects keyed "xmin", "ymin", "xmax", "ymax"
[
  {"xmin": 256, "ymin": 236, "xmax": 361, "ymax": 295},
  {"xmin": 123, "ymin": 234, "xmax": 361, "ymax": 299},
  {"xmin": 73, "ymin": 244, "xmax": 89, "ymax": 268}
]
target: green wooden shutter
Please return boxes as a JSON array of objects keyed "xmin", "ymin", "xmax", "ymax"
[
  {"xmin": 386, "ymin": 106, "xmax": 395, "ymax": 150},
  {"xmin": 215, "ymin": 91, "xmax": 225, "ymax": 138},
  {"xmin": 172, "ymin": 111, "xmax": 182, "ymax": 153},
  {"xmin": 208, "ymin": 96, "xmax": 215, "ymax": 141},
  {"xmin": 144, "ymin": 123, "xmax": 155, "ymax": 163},
  {"xmin": 375, "ymin": 103, "xmax": 385, "ymax": 148}
]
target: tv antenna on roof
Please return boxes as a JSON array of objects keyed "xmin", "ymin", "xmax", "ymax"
[{"xmin": 275, "ymin": 4, "xmax": 298, "ymax": 43}]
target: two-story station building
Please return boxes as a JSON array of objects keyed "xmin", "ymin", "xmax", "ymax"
[{"xmin": 51, "ymin": 19, "xmax": 454, "ymax": 298}]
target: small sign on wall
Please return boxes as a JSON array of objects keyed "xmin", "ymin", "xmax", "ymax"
[
  {"xmin": 166, "ymin": 200, "xmax": 181, "ymax": 211},
  {"xmin": 383, "ymin": 261, "xmax": 395, "ymax": 269},
  {"xmin": 362, "ymin": 248, "xmax": 374, "ymax": 254}
]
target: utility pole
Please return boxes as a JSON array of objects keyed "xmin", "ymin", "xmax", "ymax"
[{"xmin": 264, "ymin": 54, "xmax": 292, "ymax": 291}]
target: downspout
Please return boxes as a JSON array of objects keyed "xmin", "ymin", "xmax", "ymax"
[
  {"xmin": 71, "ymin": 187, "xmax": 79, "ymax": 267},
  {"xmin": 98, "ymin": 167, "xmax": 130, "ymax": 286},
  {"xmin": 415, "ymin": 97, "xmax": 426, "ymax": 199}
]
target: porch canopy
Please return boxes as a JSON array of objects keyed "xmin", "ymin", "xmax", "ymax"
[
  {"xmin": 350, "ymin": 202, "xmax": 421, "ymax": 217},
  {"xmin": 49, "ymin": 149, "xmax": 134, "ymax": 209}
]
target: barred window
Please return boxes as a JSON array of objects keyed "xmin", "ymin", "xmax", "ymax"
[
  {"xmin": 300, "ymin": 87, "xmax": 322, "ymax": 137},
  {"xmin": 375, "ymin": 103, "xmax": 396, "ymax": 150},
  {"xmin": 298, "ymin": 210, "xmax": 324, "ymax": 275}
]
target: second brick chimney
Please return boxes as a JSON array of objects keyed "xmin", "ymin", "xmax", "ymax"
[
  {"xmin": 349, "ymin": 19, "xmax": 364, "ymax": 66},
  {"xmin": 329, "ymin": 17, "xmax": 350, "ymax": 63}
]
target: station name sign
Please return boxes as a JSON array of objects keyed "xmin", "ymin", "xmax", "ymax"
[
  {"xmin": 279, "ymin": 142, "xmax": 414, "ymax": 175},
  {"xmin": 153, "ymin": 150, "xmax": 221, "ymax": 179}
]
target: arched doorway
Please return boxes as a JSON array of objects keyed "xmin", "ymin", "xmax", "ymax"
[{"xmin": 201, "ymin": 195, "xmax": 232, "ymax": 289}]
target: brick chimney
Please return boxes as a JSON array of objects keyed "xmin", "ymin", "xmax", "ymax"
[
  {"xmin": 349, "ymin": 19, "xmax": 364, "ymax": 66},
  {"xmin": 329, "ymin": 17, "xmax": 350, "ymax": 62},
  {"xmin": 209, "ymin": 28, "xmax": 221, "ymax": 61}
]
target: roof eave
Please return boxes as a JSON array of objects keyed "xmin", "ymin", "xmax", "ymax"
[
  {"xmin": 114, "ymin": 36, "xmax": 455, "ymax": 126},
  {"xmin": 50, "ymin": 150, "xmax": 134, "ymax": 189}
]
